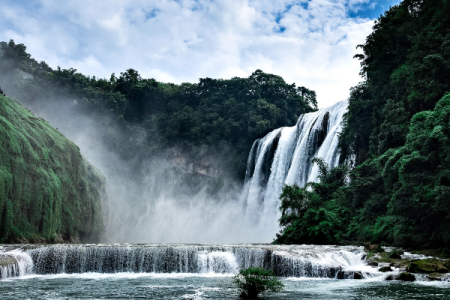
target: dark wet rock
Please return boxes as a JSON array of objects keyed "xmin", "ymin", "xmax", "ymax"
[
  {"xmin": 397, "ymin": 272, "xmax": 416, "ymax": 282},
  {"xmin": 427, "ymin": 273, "xmax": 445, "ymax": 281},
  {"xmin": 406, "ymin": 258, "xmax": 450, "ymax": 274},
  {"xmin": 379, "ymin": 266, "xmax": 393, "ymax": 272},
  {"xmin": 385, "ymin": 272, "xmax": 416, "ymax": 281},
  {"xmin": 366, "ymin": 255, "xmax": 381, "ymax": 264},
  {"xmin": 317, "ymin": 112, "xmax": 329, "ymax": 148},
  {"xmin": 0, "ymin": 255, "xmax": 16, "ymax": 267},
  {"xmin": 336, "ymin": 271, "xmax": 364, "ymax": 280},
  {"xmin": 0, "ymin": 254, "xmax": 19, "ymax": 278},
  {"xmin": 366, "ymin": 250, "xmax": 411, "ymax": 270}
]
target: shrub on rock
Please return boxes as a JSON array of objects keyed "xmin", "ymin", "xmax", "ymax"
[
  {"xmin": 233, "ymin": 267, "xmax": 284, "ymax": 298},
  {"xmin": 388, "ymin": 249, "xmax": 402, "ymax": 259}
]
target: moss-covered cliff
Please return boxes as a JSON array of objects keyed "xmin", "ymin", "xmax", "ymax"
[{"xmin": 0, "ymin": 95, "xmax": 105, "ymax": 243}]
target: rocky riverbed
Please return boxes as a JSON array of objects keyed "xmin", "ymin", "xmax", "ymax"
[{"xmin": 363, "ymin": 243, "xmax": 450, "ymax": 282}]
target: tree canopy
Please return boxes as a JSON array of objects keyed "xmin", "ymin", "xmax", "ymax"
[
  {"xmin": 277, "ymin": 0, "xmax": 450, "ymax": 248},
  {"xmin": 0, "ymin": 40, "xmax": 316, "ymax": 179}
]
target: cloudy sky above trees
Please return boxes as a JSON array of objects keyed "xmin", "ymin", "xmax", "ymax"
[{"xmin": 0, "ymin": 0, "xmax": 400, "ymax": 107}]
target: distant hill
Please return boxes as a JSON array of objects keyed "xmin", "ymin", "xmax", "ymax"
[{"xmin": 0, "ymin": 40, "xmax": 317, "ymax": 181}]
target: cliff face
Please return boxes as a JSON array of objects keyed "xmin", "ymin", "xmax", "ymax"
[{"xmin": 0, "ymin": 95, "xmax": 105, "ymax": 243}]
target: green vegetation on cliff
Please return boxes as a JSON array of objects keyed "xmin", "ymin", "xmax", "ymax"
[
  {"xmin": 277, "ymin": 0, "xmax": 450, "ymax": 248},
  {"xmin": 0, "ymin": 41, "xmax": 316, "ymax": 179},
  {"xmin": 0, "ymin": 95, "xmax": 104, "ymax": 243}
]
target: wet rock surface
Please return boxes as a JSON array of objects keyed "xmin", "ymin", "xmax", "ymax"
[
  {"xmin": 386, "ymin": 272, "xmax": 416, "ymax": 282},
  {"xmin": 0, "ymin": 255, "xmax": 16, "ymax": 267},
  {"xmin": 365, "ymin": 247, "xmax": 450, "ymax": 283},
  {"xmin": 397, "ymin": 272, "xmax": 416, "ymax": 282},
  {"xmin": 406, "ymin": 258, "xmax": 450, "ymax": 274},
  {"xmin": 379, "ymin": 266, "xmax": 393, "ymax": 272},
  {"xmin": 427, "ymin": 272, "xmax": 448, "ymax": 281}
]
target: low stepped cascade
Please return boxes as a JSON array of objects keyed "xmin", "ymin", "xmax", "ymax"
[{"xmin": 0, "ymin": 244, "xmax": 367, "ymax": 279}]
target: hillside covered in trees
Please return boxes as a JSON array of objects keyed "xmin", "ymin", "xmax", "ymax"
[
  {"xmin": 0, "ymin": 95, "xmax": 105, "ymax": 243},
  {"xmin": 0, "ymin": 42, "xmax": 317, "ymax": 181},
  {"xmin": 276, "ymin": 0, "xmax": 450, "ymax": 249}
]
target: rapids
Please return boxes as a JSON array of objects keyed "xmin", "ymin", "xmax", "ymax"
[
  {"xmin": 0, "ymin": 244, "xmax": 367, "ymax": 279},
  {"xmin": 1, "ymin": 244, "xmax": 449, "ymax": 299}
]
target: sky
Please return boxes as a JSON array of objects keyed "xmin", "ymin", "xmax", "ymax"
[{"xmin": 0, "ymin": 0, "xmax": 401, "ymax": 108}]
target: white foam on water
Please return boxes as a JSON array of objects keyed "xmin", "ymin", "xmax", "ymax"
[
  {"xmin": 7, "ymin": 244, "xmax": 442, "ymax": 283},
  {"xmin": 0, "ymin": 249, "xmax": 34, "ymax": 279},
  {"xmin": 401, "ymin": 252, "xmax": 435, "ymax": 260},
  {"xmin": 197, "ymin": 251, "xmax": 238, "ymax": 274},
  {"xmin": 3, "ymin": 271, "xmax": 235, "ymax": 281}
]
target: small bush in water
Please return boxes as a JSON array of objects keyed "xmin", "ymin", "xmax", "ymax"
[{"xmin": 233, "ymin": 267, "xmax": 284, "ymax": 298}]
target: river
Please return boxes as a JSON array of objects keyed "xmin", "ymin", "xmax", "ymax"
[{"xmin": 0, "ymin": 244, "xmax": 449, "ymax": 299}]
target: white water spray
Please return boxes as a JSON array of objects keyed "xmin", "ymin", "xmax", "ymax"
[
  {"xmin": 242, "ymin": 101, "xmax": 348, "ymax": 239},
  {"xmin": 0, "ymin": 250, "xmax": 34, "ymax": 279}
]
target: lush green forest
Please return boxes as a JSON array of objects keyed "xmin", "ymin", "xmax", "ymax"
[
  {"xmin": 276, "ymin": 0, "xmax": 450, "ymax": 249},
  {"xmin": 0, "ymin": 95, "xmax": 104, "ymax": 243},
  {"xmin": 0, "ymin": 42, "xmax": 316, "ymax": 180},
  {"xmin": 4, "ymin": 0, "xmax": 450, "ymax": 249}
]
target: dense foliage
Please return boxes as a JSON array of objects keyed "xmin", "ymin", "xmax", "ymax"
[
  {"xmin": 275, "ymin": 158, "xmax": 349, "ymax": 244},
  {"xmin": 277, "ymin": 0, "xmax": 450, "ymax": 248},
  {"xmin": 340, "ymin": 0, "xmax": 450, "ymax": 162},
  {"xmin": 233, "ymin": 267, "xmax": 284, "ymax": 298},
  {"xmin": 0, "ymin": 95, "xmax": 104, "ymax": 243},
  {"xmin": 0, "ymin": 40, "xmax": 316, "ymax": 179}
]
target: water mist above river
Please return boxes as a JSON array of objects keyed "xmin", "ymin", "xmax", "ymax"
[{"xmin": 11, "ymin": 93, "xmax": 348, "ymax": 243}]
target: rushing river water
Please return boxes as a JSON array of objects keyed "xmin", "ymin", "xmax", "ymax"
[
  {"xmin": 1, "ymin": 272, "xmax": 450, "ymax": 299},
  {"xmin": 0, "ymin": 244, "xmax": 449, "ymax": 299}
]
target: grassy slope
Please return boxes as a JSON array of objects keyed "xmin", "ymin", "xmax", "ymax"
[{"xmin": 0, "ymin": 95, "xmax": 105, "ymax": 243}]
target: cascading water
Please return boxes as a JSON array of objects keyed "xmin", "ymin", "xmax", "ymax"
[
  {"xmin": 242, "ymin": 100, "xmax": 348, "ymax": 238},
  {"xmin": 0, "ymin": 244, "xmax": 370, "ymax": 279},
  {"xmin": 0, "ymin": 250, "xmax": 33, "ymax": 279}
]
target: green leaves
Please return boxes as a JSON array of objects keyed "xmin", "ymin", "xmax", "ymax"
[
  {"xmin": 0, "ymin": 96, "xmax": 104, "ymax": 243},
  {"xmin": 233, "ymin": 267, "xmax": 283, "ymax": 298},
  {"xmin": 275, "ymin": 159, "xmax": 348, "ymax": 245},
  {"xmin": 334, "ymin": 0, "xmax": 450, "ymax": 248},
  {"xmin": 341, "ymin": 0, "xmax": 450, "ymax": 164},
  {"xmin": 0, "ymin": 40, "xmax": 316, "ymax": 180}
]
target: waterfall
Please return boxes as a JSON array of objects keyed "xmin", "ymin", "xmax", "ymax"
[
  {"xmin": 0, "ymin": 250, "xmax": 34, "ymax": 279},
  {"xmin": 0, "ymin": 244, "xmax": 368, "ymax": 279},
  {"xmin": 242, "ymin": 101, "xmax": 348, "ymax": 238}
]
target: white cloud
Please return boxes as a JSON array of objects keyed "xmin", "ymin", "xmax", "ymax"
[{"xmin": 0, "ymin": 0, "xmax": 375, "ymax": 108}]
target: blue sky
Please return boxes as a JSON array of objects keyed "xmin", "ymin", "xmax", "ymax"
[
  {"xmin": 0, "ymin": 0, "xmax": 402, "ymax": 108},
  {"xmin": 349, "ymin": 0, "xmax": 401, "ymax": 19}
]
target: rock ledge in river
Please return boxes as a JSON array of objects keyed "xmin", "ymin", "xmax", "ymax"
[
  {"xmin": 406, "ymin": 258, "xmax": 450, "ymax": 274},
  {"xmin": 386, "ymin": 272, "xmax": 416, "ymax": 282}
]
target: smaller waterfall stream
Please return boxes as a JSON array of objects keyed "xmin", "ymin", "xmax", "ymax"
[
  {"xmin": 242, "ymin": 101, "xmax": 349, "ymax": 240},
  {"xmin": 0, "ymin": 250, "xmax": 33, "ymax": 279}
]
